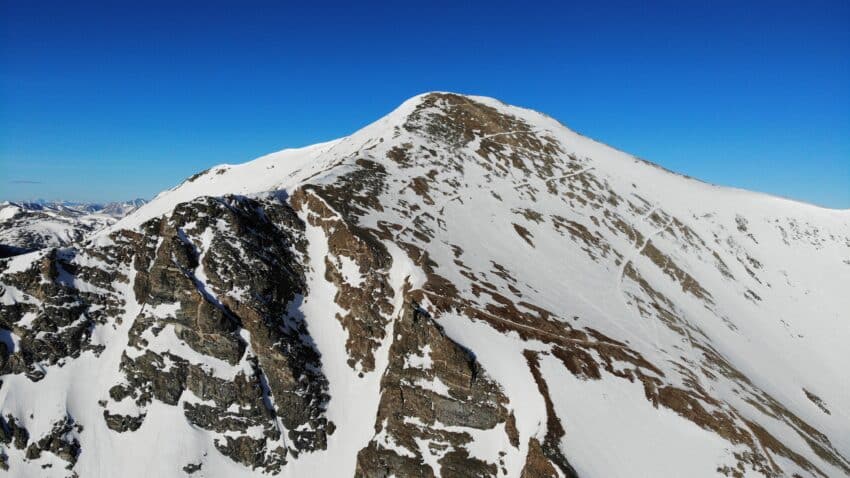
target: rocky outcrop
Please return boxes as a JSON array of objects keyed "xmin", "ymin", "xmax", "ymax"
[
  {"xmin": 110, "ymin": 195, "xmax": 333, "ymax": 471},
  {"xmin": 293, "ymin": 186, "xmax": 395, "ymax": 373},
  {"xmin": 0, "ymin": 194, "xmax": 337, "ymax": 474},
  {"xmin": 0, "ymin": 414, "xmax": 30, "ymax": 451},
  {"xmin": 0, "ymin": 247, "xmax": 125, "ymax": 380},
  {"xmin": 24, "ymin": 416, "xmax": 82, "ymax": 469},
  {"xmin": 355, "ymin": 299, "xmax": 516, "ymax": 477}
]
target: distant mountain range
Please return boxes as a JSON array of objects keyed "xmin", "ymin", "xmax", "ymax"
[{"xmin": 0, "ymin": 199, "xmax": 147, "ymax": 256}]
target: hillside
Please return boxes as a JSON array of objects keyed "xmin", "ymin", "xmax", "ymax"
[{"xmin": 1, "ymin": 93, "xmax": 848, "ymax": 478}]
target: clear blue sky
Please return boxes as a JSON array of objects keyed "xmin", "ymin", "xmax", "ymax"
[{"xmin": 1, "ymin": 1, "xmax": 848, "ymax": 208}]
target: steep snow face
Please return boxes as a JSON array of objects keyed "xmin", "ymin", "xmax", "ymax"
[{"xmin": 1, "ymin": 93, "xmax": 849, "ymax": 478}]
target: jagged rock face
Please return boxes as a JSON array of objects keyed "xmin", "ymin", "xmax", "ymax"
[
  {"xmin": 115, "ymin": 195, "xmax": 335, "ymax": 471},
  {"xmin": 1, "ymin": 93, "xmax": 849, "ymax": 477},
  {"xmin": 354, "ymin": 301, "xmax": 518, "ymax": 478},
  {"xmin": 293, "ymin": 186, "xmax": 395, "ymax": 373},
  {"xmin": 0, "ymin": 247, "xmax": 125, "ymax": 379}
]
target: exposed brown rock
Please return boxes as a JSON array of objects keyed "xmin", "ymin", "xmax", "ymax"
[
  {"xmin": 520, "ymin": 438, "xmax": 560, "ymax": 478},
  {"xmin": 293, "ymin": 187, "xmax": 394, "ymax": 372},
  {"xmin": 523, "ymin": 351, "xmax": 578, "ymax": 478},
  {"xmin": 356, "ymin": 298, "xmax": 513, "ymax": 477},
  {"xmin": 512, "ymin": 224, "xmax": 534, "ymax": 247}
]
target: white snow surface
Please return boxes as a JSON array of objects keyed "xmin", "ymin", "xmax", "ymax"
[{"xmin": 2, "ymin": 92, "xmax": 849, "ymax": 477}]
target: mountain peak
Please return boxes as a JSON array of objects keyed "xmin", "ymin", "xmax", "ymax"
[{"xmin": 2, "ymin": 95, "xmax": 848, "ymax": 477}]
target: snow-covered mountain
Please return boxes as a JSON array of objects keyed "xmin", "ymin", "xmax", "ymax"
[
  {"xmin": 0, "ymin": 199, "xmax": 147, "ymax": 255},
  {"xmin": 1, "ymin": 93, "xmax": 848, "ymax": 478}
]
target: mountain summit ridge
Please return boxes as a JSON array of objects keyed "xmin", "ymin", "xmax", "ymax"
[
  {"xmin": 1, "ymin": 93, "xmax": 848, "ymax": 477},
  {"xmin": 107, "ymin": 92, "xmax": 847, "ymax": 238}
]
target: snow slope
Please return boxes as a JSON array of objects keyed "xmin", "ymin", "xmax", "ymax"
[{"xmin": 1, "ymin": 93, "xmax": 848, "ymax": 478}]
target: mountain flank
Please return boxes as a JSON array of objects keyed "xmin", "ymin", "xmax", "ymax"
[{"xmin": 1, "ymin": 93, "xmax": 848, "ymax": 477}]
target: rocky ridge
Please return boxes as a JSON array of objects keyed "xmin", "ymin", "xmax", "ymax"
[{"xmin": 0, "ymin": 93, "xmax": 848, "ymax": 477}]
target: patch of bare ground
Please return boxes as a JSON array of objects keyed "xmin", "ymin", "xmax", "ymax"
[
  {"xmin": 513, "ymin": 208, "xmax": 544, "ymax": 224},
  {"xmin": 489, "ymin": 261, "xmax": 518, "ymax": 286},
  {"xmin": 386, "ymin": 143, "xmax": 414, "ymax": 168},
  {"xmin": 408, "ymin": 176, "xmax": 435, "ymax": 205},
  {"xmin": 403, "ymin": 93, "xmax": 570, "ymax": 182},
  {"xmin": 523, "ymin": 351, "xmax": 579, "ymax": 478},
  {"xmin": 520, "ymin": 438, "xmax": 560, "ymax": 478},
  {"xmin": 713, "ymin": 250, "xmax": 736, "ymax": 279},
  {"xmin": 512, "ymin": 223, "xmax": 535, "ymax": 247},
  {"xmin": 640, "ymin": 241, "xmax": 713, "ymax": 303},
  {"xmin": 551, "ymin": 215, "xmax": 613, "ymax": 261},
  {"xmin": 803, "ymin": 389, "xmax": 831, "ymax": 415}
]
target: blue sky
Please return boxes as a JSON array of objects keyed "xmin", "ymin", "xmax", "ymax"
[{"xmin": 1, "ymin": 1, "xmax": 848, "ymax": 208}]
